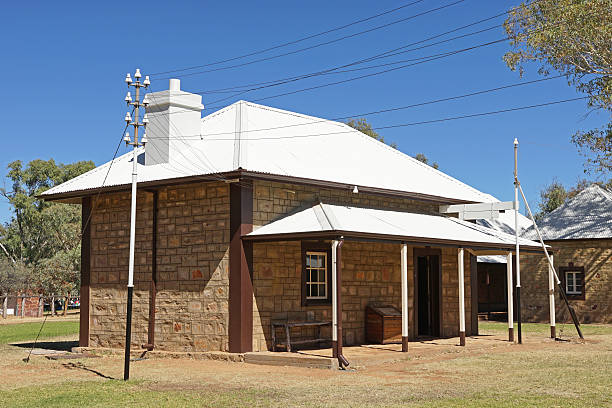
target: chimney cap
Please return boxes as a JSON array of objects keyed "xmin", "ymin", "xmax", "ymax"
[{"xmin": 169, "ymin": 78, "xmax": 180, "ymax": 91}]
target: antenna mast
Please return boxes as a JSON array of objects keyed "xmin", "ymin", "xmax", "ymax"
[{"xmin": 123, "ymin": 69, "xmax": 150, "ymax": 381}]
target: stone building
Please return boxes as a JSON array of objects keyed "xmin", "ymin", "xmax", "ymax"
[
  {"xmin": 521, "ymin": 184, "xmax": 612, "ymax": 325},
  {"xmin": 41, "ymin": 79, "xmax": 545, "ymax": 360}
]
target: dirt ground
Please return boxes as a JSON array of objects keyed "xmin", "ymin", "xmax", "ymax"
[{"xmin": 1, "ymin": 323, "xmax": 611, "ymax": 407}]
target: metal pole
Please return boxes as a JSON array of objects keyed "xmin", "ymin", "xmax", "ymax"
[
  {"xmin": 124, "ymin": 75, "xmax": 141, "ymax": 381},
  {"xmin": 514, "ymin": 138, "xmax": 522, "ymax": 344}
]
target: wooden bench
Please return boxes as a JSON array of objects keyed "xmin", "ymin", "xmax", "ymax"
[{"xmin": 271, "ymin": 320, "xmax": 331, "ymax": 352}]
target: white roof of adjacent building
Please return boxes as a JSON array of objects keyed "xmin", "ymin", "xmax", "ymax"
[
  {"xmin": 42, "ymin": 98, "xmax": 496, "ymax": 204},
  {"xmin": 522, "ymin": 184, "xmax": 612, "ymax": 240},
  {"xmin": 476, "ymin": 209, "xmax": 534, "ymax": 264},
  {"xmin": 246, "ymin": 203, "xmax": 544, "ymax": 250}
]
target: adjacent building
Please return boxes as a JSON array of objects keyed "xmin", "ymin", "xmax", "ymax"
[{"xmin": 522, "ymin": 184, "xmax": 612, "ymax": 324}]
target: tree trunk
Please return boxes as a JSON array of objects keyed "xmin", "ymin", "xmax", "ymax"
[
  {"xmin": 63, "ymin": 296, "xmax": 68, "ymax": 316},
  {"xmin": 2, "ymin": 295, "xmax": 7, "ymax": 319},
  {"xmin": 51, "ymin": 295, "xmax": 55, "ymax": 316},
  {"xmin": 38, "ymin": 296, "xmax": 43, "ymax": 318},
  {"xmin": 21, "ymin": 297, "xmax": 25, "ymax": 318}
]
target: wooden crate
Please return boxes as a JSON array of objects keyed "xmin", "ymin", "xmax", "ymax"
[{"xmin": 365, "ymin": 305, "xmax": 402, "ymax": 344}]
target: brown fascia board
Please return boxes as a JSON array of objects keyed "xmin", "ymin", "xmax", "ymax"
[
  {"xmin": 39, "ymin": 169, "xmax": 482, "ymax": 206},
  {"xmin": 242, "ymin": 230, "xmax": 547, "ymax": 253}
]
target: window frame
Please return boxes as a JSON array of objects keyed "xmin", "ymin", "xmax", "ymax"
[
  {"xmin": 559, "ymin": 265, "xmax": 585, "ymax": 300},
  {"xmin": 301, "ymin": 242, "xmax": 332, "ymax": 306}
]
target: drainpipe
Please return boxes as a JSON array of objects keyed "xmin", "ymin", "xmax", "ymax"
[
  {"xmin": 332, "ymin": 239, "xmax": 349, "ymax": 369},
  {"xmin": 142, "ymin": 190, "xmax": 158, "ymax": 351}
]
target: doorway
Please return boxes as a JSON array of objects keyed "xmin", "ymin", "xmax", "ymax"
[{"xmin": 414, "ymin": 249, "xmax": 441, "ymax": 337}]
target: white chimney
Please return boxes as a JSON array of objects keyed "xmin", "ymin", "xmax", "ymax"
[{"xmin": 144, "ymin": 79, "xmax": 204, "ymax": 165}]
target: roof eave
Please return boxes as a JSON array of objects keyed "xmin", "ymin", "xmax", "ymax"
[
  {"xmin": 243, "ymin": 229, "xmax": 547, "ymax": 253},
  {"xmin": 40, "ymin": 169, "xmax": 481, "ymax": 205}
]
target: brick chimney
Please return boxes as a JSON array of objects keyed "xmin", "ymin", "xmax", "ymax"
[{"xmin": 144, "ymin": 79, "xmax": 204, "ymax": 165}]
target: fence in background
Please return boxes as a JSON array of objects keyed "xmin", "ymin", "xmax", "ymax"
[{"xmin": 1, "ymin": 294, "xmax": 80, "ymax": 319}]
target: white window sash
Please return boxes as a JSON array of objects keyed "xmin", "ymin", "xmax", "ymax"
[{"xmin": 306, "ymin": 251, "xmax": 328, "ymax": 300}]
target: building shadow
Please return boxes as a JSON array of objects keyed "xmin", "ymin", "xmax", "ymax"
[{"xmin": 11, "ymin": 340, "xmax": 78, "ymax": 352}]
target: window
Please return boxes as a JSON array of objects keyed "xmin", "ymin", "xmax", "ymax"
[
  {"xmin": 301, "ymin": 243, "xmax": 332, "ymax": 305},
  {"xmin": 305, "ymin": 252, "xmax": 328, "ymax": 300},
  {"xmin": 560, "ymin": 265, "xmax": 585, "ymax": 300},
  {"xmin": 565, "ymin": 271, "xmax": 582, "ymax": 295}
]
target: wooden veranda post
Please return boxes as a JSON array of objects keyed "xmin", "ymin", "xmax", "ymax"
[
  {"xmin": 401, "ymin": 243, "xmax": 409, "ymax": 352},
  {"xmin": 332, "ymin": 240, "xmax": 339, "ymax": 358},
  {"xmin": 458, "ymin": 248, "xmax": 466, "ymax": 346},
  {"xmin": 506, "ymin": 253, "xmax": 514, "ymax": 342}
]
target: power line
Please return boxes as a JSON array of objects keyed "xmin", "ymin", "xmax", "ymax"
[
  {"xmin": 204, "ymin": 37, "xmax": 509, "ymax": 109},
  {"xmin": 159, "ymin": 96, "xmax": 589, "ymax": 141},
  {"xmin": 192, "ymin": 10, "xmax": 509, "ymax": 95},
  {"xmin": 80, "ymin": 119, "xmax": 131, "ymax": 237},
  {"xmin": 141, "ymin": 75, "xmax": 564, "ymax": 141},
  {"xmin": 150, "ymin": 0, "xmax": 428, "ymax": 76},
  {"xmin": 200, "ymin": 23, "xmax": 505, "ymax": 106},
  {"xmin": 153, "ymin": 0, "xmax": 466, "ymax": 80}
]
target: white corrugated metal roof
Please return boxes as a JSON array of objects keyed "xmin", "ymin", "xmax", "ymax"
[
  {"xmin": 476, "ymin": 209, "xmax": 533, "ymax": 264},
  {"xmin": 42, "ymin": 100, "xmax": 496, "ymax": 203},
  {"xmin": 247, "ymin": 203, "xmax": 544, "ymax": 250},
  {"xmin": 522, "ymin": 184, "xmax": 612, "ymax": 240}
]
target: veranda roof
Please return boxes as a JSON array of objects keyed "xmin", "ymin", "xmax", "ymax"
[{"xmin": 245, "ymin": 203, "xmax": 545, "ymax": 251}]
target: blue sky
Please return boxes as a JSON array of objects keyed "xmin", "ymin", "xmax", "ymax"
[{"xmin": 0, "ymin": 0, "xmax": 607, "ymax": 222}]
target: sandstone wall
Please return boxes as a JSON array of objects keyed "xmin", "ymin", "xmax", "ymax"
[
  {"xmin": 521, "ymin": 239, "xmax": 612, "ymax": 324},
  {"xmin": 252, "ymin": 180, "xmax": 437, "ymax": 228},
  {"xmin": 88, "ymin": 182, "xmax": 230, "ymax": 351}
]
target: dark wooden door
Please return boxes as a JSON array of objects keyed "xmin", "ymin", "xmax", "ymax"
[
  {"xmin": 416, "ymin": 254, "xmax": 441, "ymax": 337},
  {"xmin": 477, "ymin": 263, "xmax": 508, "ymax": 314}
]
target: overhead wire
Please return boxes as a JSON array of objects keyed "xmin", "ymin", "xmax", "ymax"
[
  {"xmin": 192, "ymin": 10, "xmax": 510, "ymax": 96},
  {"xmin": 151, "ymin": 0, "xmax": 465, "ymax": 79},
  {"xmin": 161, "ymin": 96, "xmax": 590, "ymax": 141},
  {"xmin": 149, "ymin": 0, "xmax": 428, "ymax": 76},
  {"xmin": 143, "ymin": 6, "xmax": 578, "ymax": 121},
  {"xmin": 142, "ymin": 75, "xmax": 564, "ymax": 140}
]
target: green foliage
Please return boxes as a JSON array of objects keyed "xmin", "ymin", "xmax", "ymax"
[
  {"xmin": 0, "ymin": 159, "xmax": 94, "ymax": 294},
  {"xmin": 346, "ymin": 119, "xmax": 442, "ymax": 168},
  {"xmin": 538, "ymin": 180, "xmax": 568, "ymax": 218},
  {"xmin": 572, "ymin": 122, "xmax": 612, "ymax": 174},
  {"xmin": 413, "ymin": 153, "xmax": 439, "ymax": 170},
  {"xmin": 503, "ymin": 0, "xmax": 612, "ymax": 173},
  {"xmin": 346, "ymin": 118, "xmax": 398, "ymax": 149},
  {"xmin": 537, "ymin": 178, "xmax": 612, "ymax": 219}
]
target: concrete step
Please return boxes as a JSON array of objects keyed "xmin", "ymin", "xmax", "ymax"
[{"xmin": 244, "ymin": 352, "xmax": 338, "ymax": 370}]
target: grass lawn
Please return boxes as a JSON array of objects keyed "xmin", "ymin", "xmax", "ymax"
[
  {"xmin": 0, "ymin": 320, "xmax": 79, "ymax": 345},
  {"xmin": 479, "ymin": 320, "xmax": 612, "ymax": 336},
  {"xmin": 0, "ymin": 321, "xmax": 610, "ymax": 407}
]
